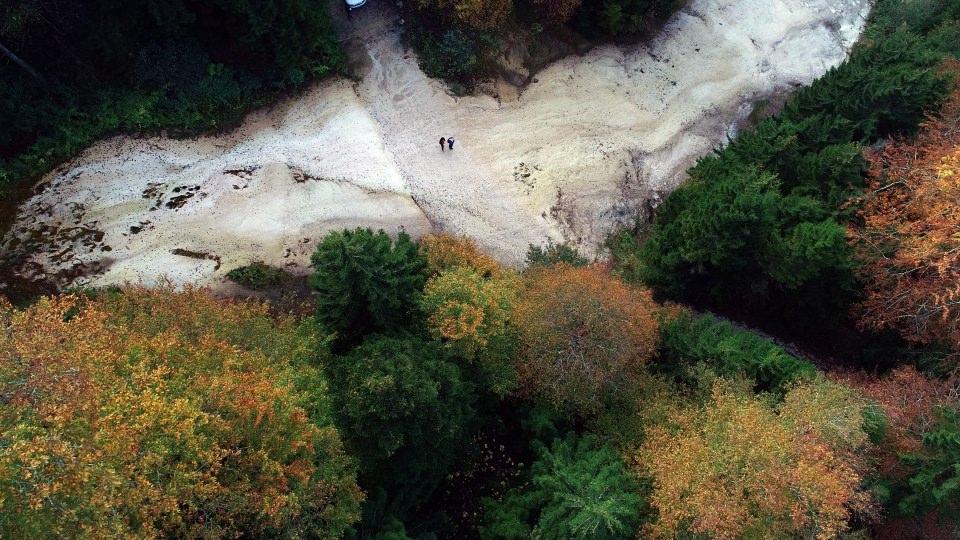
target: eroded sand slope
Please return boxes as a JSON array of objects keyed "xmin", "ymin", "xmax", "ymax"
[{"xmin": 1, "ymin": 0, "xmax": 871, "ymax": 290}]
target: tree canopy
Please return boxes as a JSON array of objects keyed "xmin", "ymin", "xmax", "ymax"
[
  {"xmin": 513, "ymin": 264, "xmax": 659, "ymax": 415},
  {"xmin": 310, "ymin": 228, "xmax": 427, "ymax": 342},
  {"xmin": 638, "ymin": 379, "xmax": 872, "ymax": 539},
  {"xmin": 325, "ymin": 334, "xmax": 476, "ymax": 514},
  {"xmin": 482, "ymin": 433, "xmax": 646, "ymax": 540},
  {"xmin": 0, "ymin": 288, "xmax": 362, "ymax": 539}
]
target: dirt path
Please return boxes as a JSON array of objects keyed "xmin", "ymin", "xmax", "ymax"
[
  {"xmin": 0, "ymin": 0, "xmax": 871, "ymax": 292},
  {"xmin": 353, "ymin": 13, "xmax": 552, "ymax": 264}
]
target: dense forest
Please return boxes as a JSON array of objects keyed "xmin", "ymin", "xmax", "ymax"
[
  {"xmin": 0, "ymin": 0, "xmax": 344, "ymax": 199},
  {"xmin": 2, "ymin": 0, "xmax": 960, "ymax": 538}
]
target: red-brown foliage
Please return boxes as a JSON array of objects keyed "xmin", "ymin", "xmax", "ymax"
[
  {"xmin": 512, "ymin": 264, "xmax": 659, "ymax": 415},
  {"xmin": 839, "ymin": 367, "xmax": 958, "ymax": 477},
  {"xmin": 856, "ymin": 79, "xmax": 960, "ymax": 363}
]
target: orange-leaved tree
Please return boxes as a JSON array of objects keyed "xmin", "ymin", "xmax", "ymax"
[
  {"xmin": 512, "ymin": 263, "xmax": 659, "ymax": 415},
  {"xmin": 419, "ymin": 233, "xmax": 505, "ymax": 278},
  {"xmin": 0, "ymin": 288, "xmax": 361, "ymax": 539},
  {"xmin": 637, "ymin": 378, "xmax": 874, "ymax": 540},
  {"xmin": 856, "ymin": 82, "xmax": 960, "ymax": 361},
  {"xmin": 840, "ymin": 366, "xmax": 957, "ymax": 477}
]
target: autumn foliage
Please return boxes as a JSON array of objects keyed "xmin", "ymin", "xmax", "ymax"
[
  {"xmin": 857, "ymin": 82, "xmax": 960, "ymax": 359},
  {"xmin": 421, "ymin": 267, "xmax": 520, "ymax": 359},
  {"xmin": 419, "ymin": 234, "xmax": 504, "ymax": 278},
  {"xmin": 512, "ymin": 264, "xmax": 659, "ymax": 415},
  {"xmin": 842, "ymin": 366, "xmax": 956, "ymax": 477},
  {"xmin": 637, "ymin": 379, "xmax": 873, "ymax": 540},
  {"xmin": 0, "ymin": 288, "xmax": 361, "ymax": 538}
]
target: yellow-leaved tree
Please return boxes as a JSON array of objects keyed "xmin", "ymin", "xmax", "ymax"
[
  {"xmin": 419, "ymin": 234, "xmax": 522, "ymax": 394},
  {"xmin": 419, "ymin": 233, "xmax": 504, "ymax": 278},
  {"xmin": 421, "ymin": 266, "xmax": 520, "ymax": 359},
  {"xmin": 0, "ymin": 288, "xmax": 362, "ymax": 539},
  {"xmin": 637, "ymin": 378, "xmax": 874, "ymax": 539}
]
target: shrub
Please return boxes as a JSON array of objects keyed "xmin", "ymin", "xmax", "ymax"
[
  {"xmin": 412, "ymin": 28, "xmax": 481, "ymax": 83},
  {"xmin": 226, "ymin": 261, "xmax": 290, "ymax": 290},
  {"xmin": 525, "ymin": 241, "xmax": 589, "ymax": 268},
  {"xmin": 528, "ymin": 0, "xmax": 584, "ymax": 24},
  {"xmin": 413, "ymin": 0, "xmax": 512, "ymax": 31},
  {"xmin": 0, "ymin": 288, "xmax": 362, "ymax": 538},
  {"xmin": 309, "ymin": 228, "xmax": 426, "ymax": 341},
  {"xmin": 513, "ymin": 264, "xmax": 659, "ymax": 415},
  {"xmin": 452, "ymin": 0, "xmax": 513, "ymax": 30}
]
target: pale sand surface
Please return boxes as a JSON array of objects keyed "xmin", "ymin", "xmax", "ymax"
[{"xmin": 1, "ymin": 0, "xmax": 871, "ymax": 290}]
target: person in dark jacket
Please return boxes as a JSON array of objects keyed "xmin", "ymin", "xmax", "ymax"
[
  {"xmin": 439, "ymin": 137, "xmax": 446, "ymax": 152},
  {"xmin": 447, "ymin": 136, "xmax": 455, "ymax": 150}
]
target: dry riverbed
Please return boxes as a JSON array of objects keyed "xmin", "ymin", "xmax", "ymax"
[{"xmin": 1, "ymin": 0, "xmax": 871, "ymax": 292}]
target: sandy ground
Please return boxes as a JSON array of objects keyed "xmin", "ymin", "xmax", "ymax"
[{"xmin": 0, "ymin": 0, "xmax": 871, "ymax": 291}]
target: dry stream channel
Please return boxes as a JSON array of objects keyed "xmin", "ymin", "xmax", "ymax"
[{"xmin": 1, "ymin": 0, "xmax": 872, "ymax": 291}]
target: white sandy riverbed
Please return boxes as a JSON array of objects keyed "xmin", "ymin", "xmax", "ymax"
[{"xmin": 1, "ymin": 0, "xmax": 871, "ymax": 291}]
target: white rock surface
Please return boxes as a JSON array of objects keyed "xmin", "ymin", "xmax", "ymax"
[{"xmin": 1, "ymin": 0, "xmax": 872, "ymax": 290}]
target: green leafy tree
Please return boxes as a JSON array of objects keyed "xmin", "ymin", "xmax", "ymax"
[
  {"xmin": 413, "ymin": 28, "xmax": 480, "ymax": 83},
  {"xmin": 899, "ymin": 408, "xmax": 960, "ymax": 521},
  {"xmin": 525, "ymin": 241, "xmax": 589, "ymax": 268},
  {"xmin": 326, "ymin": 335, "xmax": 476, "ymax": 514},
  {"xmin": 310, "ymin": 228, "xmax": 427, "ymax": 341},
  {"xmin": 483, "ymin": 433, "xmax": 645, "ymax": 540},
  {"xmin": 619, "ymin": 5, "xmax": 956, "ymax": 325},
  {"xmin": 657, "ymin": 310, "xmax": 816, "ymax": 394}
]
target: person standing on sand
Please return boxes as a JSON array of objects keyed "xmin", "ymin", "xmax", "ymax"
[
  {"xmin": 447, "ymin": 136, "xmax": 455, "ymax": 150},
  {"xmin": 439, "ymin": 137, "xmax": 446, "ymax": 152}
]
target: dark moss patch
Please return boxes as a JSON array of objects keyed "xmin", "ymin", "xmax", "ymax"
[{"xmin": 226, "ymin": 261, "xmax": 293, "ymax": 290}]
